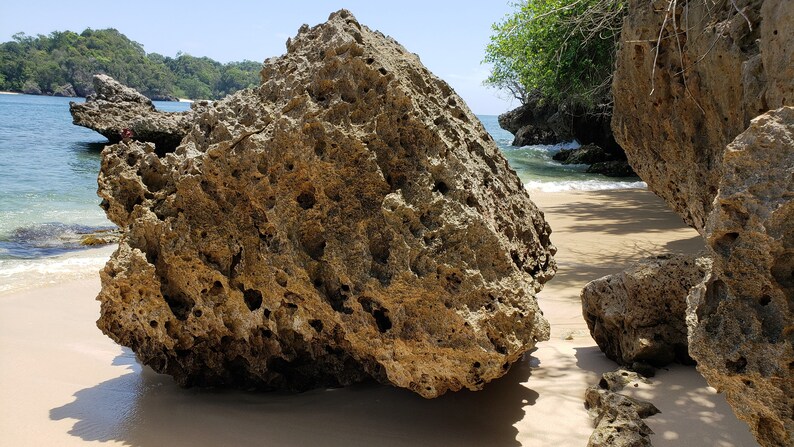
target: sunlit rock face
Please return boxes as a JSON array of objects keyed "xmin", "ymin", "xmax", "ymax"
[
  {"xmin": 688, "ymin": 107, "xmax": 794, "ymax": 447},
  {"xmin": 95, "ymin": 10, "xmax": 555, "ymax": 398}
]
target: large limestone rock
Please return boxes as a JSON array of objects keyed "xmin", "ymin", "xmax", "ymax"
[
  {"xmin": 70, "ymin": 74, "xmax": 205, "ymax": 152},
  {"xmin": 687, "ymin": 107, "xmax": 793, "ymax": 447},
  {"xmin": 95, "ymin": 10, "xmax": 555, "ymax": 398},
  {"xmin": 612, "ymin": 0, "xmax": 794, "ymax": 232},
  {"xmin": 582, "ymin": 254, "xmax": 711, "ymax": 367}
]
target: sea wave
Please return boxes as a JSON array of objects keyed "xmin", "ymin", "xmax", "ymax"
[
  {"xmin": 0, "ymin": 246, "xmax": 113, "ymax": 295},
  {"xmin": 524, "ymin": 179, "xmax": 647, "ymax": 192}
]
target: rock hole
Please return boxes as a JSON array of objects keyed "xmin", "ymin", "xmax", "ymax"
[
  {"xmin": 358, "ymin": 297, "xmax": 392, "ymax": 332},
  {"xmin": 244, "ymin": 289, "xmax": 263, "ymax": 311},
  {"xmin": 366, "ymin": 57, "xmax": 375, "ymax": 64},
  {"xmin": 149, "ymin": 320, "xmax": 158, "ymax": 328},
  {"xmin": 725, "ymin": 356, "xmax": 747, "ymax": 373},
  {"xmin": 210, "ymin": 280, "xmax": 224, "ymax": 296},
  {"xmin": 314, "ymin": 140, "xmax": 326, "ymax": 157},
  {"xmin": 162, "ymin": 291, "xmax": 195, "ymax": 321},
  {"xmin": 301, "ymin": 233, "xmax": 326, "ymax": 261},
  {"xmin": 713, "ymin": 232, "xmax": 739, "ymax": 256},
  {"xmin": 759, "ymin": 295, "xmax": 772, "ymax": 306},
  {"xmin": 770, "ymin": 253, "xmax": 793, "ymax": 291},
  {"xmin": 264, "ymin": 308, "xmax": 272, "ymax": 318},
  {"xmin": 378, "ymin": 67, "xmax": 387, "ymax": 75},
  {"xmin": 296, "ymin": 190, "xmax": 316, "ymax": 210},
  {"xmin": 230, "ymin": 248, "xmax": 242, "ymax": 276},
  {"xmin": 432, "ymin": 180, "xmax": 449, "ymax": 195},
  {"xmin": 773, "ymin": 29, "xmax": 778, "ymax": 35},
  {"xmin": 309, "ymin": 319, "xmax": 324, "ymax": 332},
  {"xmin": 372, "ymin": 308, "xmax": 392, "ymax": 332},
  {"xmin": 193, "ymin": 309, "xmax": 203, "ymax": 318},
  {"xmin": 473, "ymin": 361, "xmax": 481, "ymax": 368},
  {"xmin": 285, "ymin": 162, "xmax": 295, "ymax": 171}
]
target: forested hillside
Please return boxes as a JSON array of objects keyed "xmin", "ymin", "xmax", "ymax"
[{"xmin": 0, "ymin": 29, "xmax": 261, "ymax": 100}]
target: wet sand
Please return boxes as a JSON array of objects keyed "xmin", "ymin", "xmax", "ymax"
[{"xmin": 0, "ymin": 189, "xmax": 758, "ymax": 446}]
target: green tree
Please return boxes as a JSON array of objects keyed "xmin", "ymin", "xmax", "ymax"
[
  {"xmin": 484, "ymin": 0, "xmax": 626, "ymax": 111},
  {"xmin": 0, "ymin": 28, "xmax": 261, "ymax": 100}
]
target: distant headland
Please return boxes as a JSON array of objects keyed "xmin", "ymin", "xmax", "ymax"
[{"xmin": 0, "ymin": 28, "xmax": 261, "ymax": 101}]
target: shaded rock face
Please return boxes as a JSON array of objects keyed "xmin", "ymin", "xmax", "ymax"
[
  {"xmin": 70, "ymin": 74, "xmax": 206, "ymax": 153},
  {"xmin": 582, "ymin": 254, "xmax": 711, "ymax": 367},
  {"xmin": 553, "ymin": 144, "xmax": 636, "ymax": 178},
  {"xmin": 585, "ymin": 369, "xmax": 660, "ymax": 447},
  {"xmin": 498, "ymin": 95, "xmax": 559, "ymax": 146},
  {"xmin": 498, "ymin": 91, "xmax": 622, "ymax": 153},
  {"xmin": 612, "ymin": 0, "xmax": 794, "ymax": 233},
  {"xmin": 687, "ymin": 107, "xmax": 794, "ymax": 447},
  {"xmin": 96, "ymin": 10, "xmax": 555, "ymax": 399}
]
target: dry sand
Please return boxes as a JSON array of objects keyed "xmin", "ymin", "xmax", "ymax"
[{"xmin": 0, "ymin": 189, "xmax": 758, "ymax": 446}]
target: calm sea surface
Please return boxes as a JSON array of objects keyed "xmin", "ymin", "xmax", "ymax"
[{"xmin": 0, "ymin": 94, "xmax": 643, "ymax": 264}]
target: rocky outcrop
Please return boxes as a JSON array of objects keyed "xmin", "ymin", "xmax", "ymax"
[
  {"xmin": 69, "ymin": 74, "xmax": 206, "ymax": 152},
  {"xmin": 553, "ymin": 144, "xmax": 636, "ymax": 178},
  {"xmin": 613, "ymin": 1, "xmax": 793, "ymax": 445},
  {"xmin": 582, "ymin": 254, "xmax": 711, "ymax": 367},
  {"xmin": 687, "ymin": 107, "xmax": 793, "ymax": 447},
  {"xmin": 498, "ymin": 93, "xmax": 559, "ymax": 146},
  {"xmin": 585, "ymin": 369, "xmax": 660, "ymax": 447},
  {"xmin": 498, "ymin": 91, "xmax": 623, "ymax": 153},
  {"xmin": 612, "ymin": 0, "xmax": 793, "ymax": 233},
  {"xmin": 95, "ymin": 10, "xmax": 555, "ymax": 399},
  {"xmin": 53, "ymin": 83, "xmax": 77, "ymax": 97}
]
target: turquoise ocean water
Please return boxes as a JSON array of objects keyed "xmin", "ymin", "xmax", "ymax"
[{"xmin": 0, "ymin": 94, "xmax": 643, "ymax": 281}]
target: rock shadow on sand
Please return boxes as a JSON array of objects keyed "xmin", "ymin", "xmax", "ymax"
[{"xmin": 51, "ymin": 349, "xmax": 539, "ymax": 447}]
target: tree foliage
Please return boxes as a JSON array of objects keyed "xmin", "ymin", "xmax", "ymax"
[
  {"xmin": 0, "ymin": 29, "xmax": 261, "ymax": 100},
  {"xmin": 484, "ymin": 0, "xmax": 626, "ymax": 110}
]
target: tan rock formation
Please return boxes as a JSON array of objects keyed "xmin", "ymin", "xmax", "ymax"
[
  {"xmin": 95, "ymin": 10, "xmax": 555, "ymax": 398},
  {"xmin": 612, "ymin": 0, "xmax": 793, "ymax": 233},
  {"xmin": 582, "ymin": 253, "xmax": 711, "ymax": 366},
  {"xmin": 585, "ymin": 369, "xmax": 659, "ymax": 447},
  {"xmin": 687, "ymin": 107, "xmax": 793, "ymax": 447},
  {"xmin": 70, "ymin": 74, "xmax": 208, "ymax": 152}
]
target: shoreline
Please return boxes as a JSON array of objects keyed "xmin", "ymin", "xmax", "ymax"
[
  {"xmin": 0, "ymin": 189, "xmax": 757, "ymax": 446},
  {"xmin": 0, "ymin": 90, "xmax": 22, "ymax": 95}
]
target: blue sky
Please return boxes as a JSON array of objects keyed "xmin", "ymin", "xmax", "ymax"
[{"xmin": 0, "ymin": 1, "xmax": 520, "ymax": 115}]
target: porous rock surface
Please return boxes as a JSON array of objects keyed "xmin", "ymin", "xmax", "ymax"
[
  {"xmin": 687, "ymin": 107, "xmax": 793, "ymax": 447},
  {"xmin": 70, "ymin": 74, "xmax": 206, "ymax": 152},
  {"xmin": 96, "ymin": 10, "xmax": 555, "ymax": 398},
  {"xmin": 582, "ymin": 253, "xmax": 711, "ymax": 367},
  {"xmin": 585, "ymin": 369, "xmax": 660, "ymax": 447},
  {"xmin": 612, "ymin": 0, "xmax": 794, "ymax": 232}
]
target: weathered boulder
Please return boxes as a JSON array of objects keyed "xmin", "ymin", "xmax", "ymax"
[
  {"xmin": 582, "ymin": 254, "xmax": 711, "ymax": 367},
  {"xmin": 498, "ymin": 90, "xmax": 623, "ymax": 153},
  {"xmin": 53, "ymin": 83, "xmax": 77, "ymax": 97},
  {"xmin": 552, "ymin": 144, "xmax": 636, "ymax": 178},
  {"xmin": 585, "ymin": 160, "xmax": 636, "ymax": 178},
  {"xmin": 585, "ymin": 369, "xmax": 660, "ymax": 447},
  {"xmin": 96, "ymin": 10, "xmax": 555, "ymax": 399},
  {"xmin": 498, "ymin": 93, "xmax": 559, "ymax": 146},
  {"xmin": 553, "ymin": 144, "xmax": 609, "ymax": 165},
  {"xmin": 612, "ymin": 0, "xmax": 794, "ymax": 233},
  {"xmin": 687, "ymin": 107, "xmax": 793, "ymax": 447},
  {"xmin": 69, "ymin": 74, "xmax": 206, "ymax": 152}
]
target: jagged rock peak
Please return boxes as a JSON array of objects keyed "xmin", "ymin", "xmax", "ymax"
[
  {"xmin": 90, "ymin": 74, "xmax": 153, "ymax": 106},
  {"xmin": 96, "ymin": 10, "xmax": 555, "ymax": 398}
]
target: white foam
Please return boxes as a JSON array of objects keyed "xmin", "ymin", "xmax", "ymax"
[
  {"xmin": 0, "ymin": 246, "xmax": 114, "ymax": 295},
  {"xmin": 524, "ymin": 179, "xmax": 647, "ymax": 193}
]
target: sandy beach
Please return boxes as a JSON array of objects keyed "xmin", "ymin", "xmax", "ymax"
[{"xmin": 0, "ymin": 189, "xmax": 758, "ymax": 446}]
